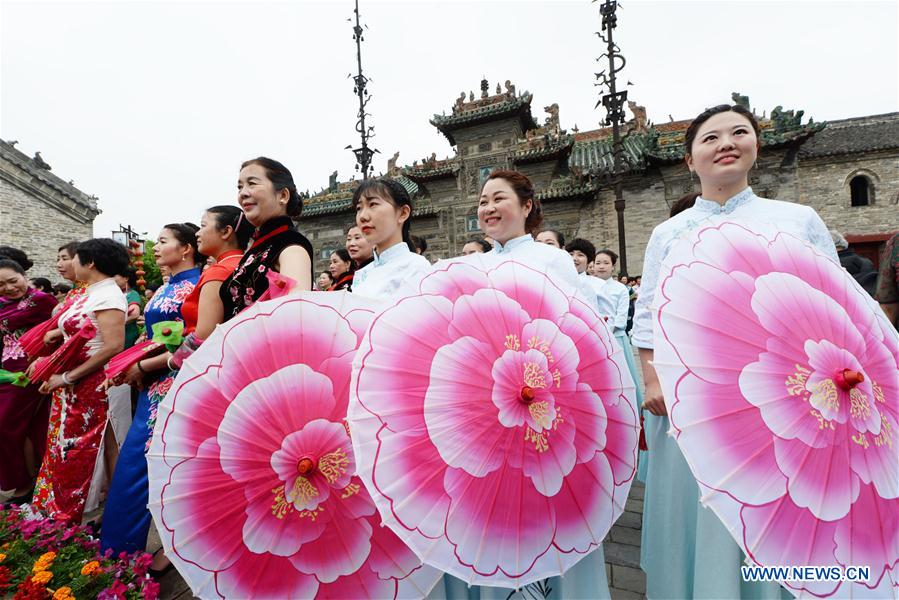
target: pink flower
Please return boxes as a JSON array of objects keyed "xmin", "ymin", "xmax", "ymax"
[
  {"xmin": 351, "ymin": 260, "xmax": 638, "ymax": 585},
  {"xmin": 656, "ymin": 223, "xmax": 899, "ymax": 596},
  {"xmin": 154, "ymin": 295, "xmax": 431, "ymax": 598}
]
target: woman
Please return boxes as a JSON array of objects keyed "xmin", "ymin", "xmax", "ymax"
[
  {"xmin": 327, "ymin": 248, "xmax": 355, "ymax": 291},
  {"xmin": 345, "ymin": 224, "xmax": 374, "ymax": 270},
  {"xmin": 30, "ymin": 277, "xmax": 53, "ymax": 294},
  {"xmin": 31, "ymin": 239, "xmax": 128, "ymax": 523},
  {"xmin": 101, "ymin": 223, "xmax": 204, "ymax": 555},
  {"xmin": 0, "ymin": 259, "xmax": 56, "ymax": 502},
  {"xmin": 535, "ymin": 229, "xmax": 565, "ymax": 249},
  {"xmin": 634, "ymin": 104, "xmax": 836, "ymax": 599},
  {"xmin": 460, "ymin": 238, "xmax": 491, "ymax": 256},
  {"xmin": 433, "ymin": 170, "xmax": 613, "ymax": 600},
  {"xmin": 317, "ymin": 270, "xmax": 334, "ymax": 291},
  {"xmin": 220, "ymin": 157, "xmax": 313, "ymax": 319},
  {"xmin": 115, "ymin": 267, "xmax": 143, "ymax": 350},
  {"xmin": 351, "ymin": 177, "xmax": 430, "ymax": 300}
]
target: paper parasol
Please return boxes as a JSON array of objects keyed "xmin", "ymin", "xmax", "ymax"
[
  {"xmin": 653, "ymin": 221, "xmax": 898, "ymax": 598},
  {"xmin": 147, "ymin": 292, "xmax": 441, "ymax": 599},
  {"xmin": 348, "ymin": 258, "xmax": 639, "ymax": 588}
]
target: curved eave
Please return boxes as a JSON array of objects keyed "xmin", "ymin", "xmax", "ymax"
[{"xmin": 512, "ymin": 143, "xmax": 574, "ymax": 166}]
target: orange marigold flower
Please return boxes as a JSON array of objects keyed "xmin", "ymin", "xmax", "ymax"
[
  {"xmin": 32, "ymin": 570, "xmax": 53, "ymax": 585},
  {"xmin": 80, "ymin": 561, "xmax": 101, "ymax": 576},
  {"xmin": 33, "ymin": 553, "xmax": 56, "ymax": 573},
  {"xmin": 0, "ymin": 553, "xmax": 6, "ymax": 563},
  {"xmin": 53, "ymin": 586, "xmax": 75, "ymax": 600}
]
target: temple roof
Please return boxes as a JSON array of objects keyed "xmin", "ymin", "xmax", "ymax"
[
  {"xmin": 430, "ymin": 91, "xmax": 539, "ymax": 145},
  {"xmin": 303, "ymin": 175, "xmax": 423, "ymax": 217},
  {"xmin": 512, "ymin": 133, "xmax": 575, "ymax": 165},
  {"xmin": 798, "ymin": 112, "xmax": 899, "ymax": 158},
  {"xmin": 0, "ymin": 139, "xmax": 100, "ymax": 216}
]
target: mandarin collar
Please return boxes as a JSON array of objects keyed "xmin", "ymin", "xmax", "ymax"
[
  {"xmin": 372, "ymin": 242, "xmax": 411, "ymax": 266},
  {"xmin": 694, "ymin": 187, "xmax": 755, "ymax": 215},
  {"xmin": 492, "ymin": 234, "xmax": 533, "ymax": 255},
  {"xmin": 254, "ymin": 215, "xmax": 294, "ymax": 239}
]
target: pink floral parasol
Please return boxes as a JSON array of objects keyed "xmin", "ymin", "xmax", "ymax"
[
  {"xmin": 652, "ymin": 222, "xmax": 899, "ymax": 598},
  {"xmin": 146, "ymin": 292, "xmax": 441, "ymax": 599},
  {"xmin": 348, "ymin": 258, "xmax": 639, "ymax": 587}
]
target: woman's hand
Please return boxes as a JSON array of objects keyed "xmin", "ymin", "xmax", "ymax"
[
  {"xmin": 43, "ymin": 329, "xmax": 62, "ymax": 346},
  {"xmin": 638, "ymin": 347, "xmax": 667, "ymax": 416},
  {"xmin": 123, "ymin": 363, "xmax": 144, "ymax": 389},
  {"xmin": 39, "ymin": 373, "xmax": 67, "ymax": 395},
  {"xmin": 642, "ymin": 379, "xmax": 667, "ymax": 416}
]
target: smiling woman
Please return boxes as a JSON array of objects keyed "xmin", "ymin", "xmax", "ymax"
[
  {"xmin": 633, "ymin": 103, "xmax": 839, "ymax": 600},
  {"xmin": 219, "ymin": 157, "xmax": 314, "ymax": 319}
]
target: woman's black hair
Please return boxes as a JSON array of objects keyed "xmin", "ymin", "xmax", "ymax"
[
  {"xmin": 52, "ymin": 282, "xmax": 72, "ymax": 294},
  {"xmin": 57, "ymin": 241, "xmax": 80, "ymax": 258},
  {"xmin": 0, "ymin": 247, "xmax": 33, "ymax": 271},
  {"xmin": 469, "ymin": 238, "xmax": 492, "ymax": 253},
  {"xmin": 31, "ymin": 277, "xmax": 53, "ymax": 293},
  {"xmin": 330, "ymin": 248, "xmax": 354, "ymax": 274},
  {"xmin": 241, "ymin": 157, "xmax": 303, "ymax": 218},
  {"xmin": 75, "ymin": 238, "xmax": 131, "ymax": 277},
  {"xmin": 596, "ymin": 248, "xmax": 619, "ymax": 265},
  {"xmin": 0, "ymin": 258, "xmax": 26, "ymax": 276},
  {"xmin": 352, "ymin": 178, "xmax": 414, "ymax": 244},
  {"xmin": 207, "ymin": 205, "xmax": 254, "ymax": 249},
  {"xmin": 670, "ymin": 192, "xmax": 700, "ymax": 218},
  {"xmin": 539, "ymin": 230, "xmax": 565, "ymax": 248},
  {"xmin": 163, "ymin": 222, "xmax": 207, "ymax": 265},
  {"xmin": 408, "ymin": 234, "xmax": 428, "ymax": 254},
  {"xmin": 319, "ymin": 270, "xmax": 335, "ymax": 283},
  {"xmin": 684, "ymin": 104, "xmax": 760, "ymax": 156},
  {"xmin": 118, "ymin": 266, "xmax": 138, "ymax": 289},
  {"xmin": 565, "ymin": 238, "xmax": 596, "ymax": 264}
]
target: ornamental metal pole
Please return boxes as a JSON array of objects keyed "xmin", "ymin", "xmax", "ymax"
[
  {"xmin": 595, "ymin": 0, "xmax": 629, "ymax": 276},
  {"xmin": 348, "ymin": 0, "xmax": 378, "ymax": 178}
]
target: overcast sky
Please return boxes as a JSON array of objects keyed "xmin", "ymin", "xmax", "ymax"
[{"xmin": 2, "ymin": 0, "xmax": 896, "ymax": 241}]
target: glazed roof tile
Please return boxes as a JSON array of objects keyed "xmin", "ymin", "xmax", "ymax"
[{"xmin": 798, "ymin": 113, "xmax": 899, "ymax": 158}]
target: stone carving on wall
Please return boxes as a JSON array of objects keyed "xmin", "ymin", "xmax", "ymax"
[{"xmin": 544, "ymin": 103, "xmax": 560, "ymax": 133}]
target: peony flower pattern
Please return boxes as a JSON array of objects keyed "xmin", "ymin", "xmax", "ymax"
[
  {"xmin": 349, "ymin": 259, "xmax": 638, "ymax": 587},
  {"xmin": 654, "ymin": 222, "xmax": 899, "ymax": 597},
  {"xmin": 148, "ymin": 293, "xmax": 439, "ymax": 599}
]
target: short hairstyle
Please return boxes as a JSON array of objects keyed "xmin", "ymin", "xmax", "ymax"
[
  {"xmin": 118, "ymin": 266, "xmax": 138, "ymax": 289},
  {"xmin": 596, "ymin": 248, "xmax": 619, "ymax": 265},
  {"xmin": 565, "ymin": 238, "xmax": 596, "ymax": 264},
  {"xmin": 0, "ymin": 246, "xmax": 33, "ymax": 271},
  {"xmin": 319, "ymin": 270, "xmax": 335, "ymax": 283},
  {"xmin": 0, "ymin": 258, "xmax": 26, "ymax": 276},
  {"xmin": 75, "ymin": 238, "xmax": 131, "ymax": 277},
  {"xmin": 241, "ymin": 157, "xmax": 303, "ymax": 218},
  {"xmin": 207, "ymin": 205, "xmax": 254, "ymax": 249},
  {"xmin": 58, "ymin": 241, "xmax": 80, "ymax": 258},
  {"xmin": 684, "ymin": 104, "xmax": 760, "ymax": 157},
  {"xmin": 31, "ymin": 277, "xmax": 53, "ymax": 293},
  {"xmin": 163, "ymin": 222, "xmax": 207, "ymax": 265},
  {"xmin": 670, "ymin": 192, "xmax": 699, "ymax": 218},
  {"xmin": 352, "ymin": 178, "xmax": 415, "ymax": 244},
  {"xmin": 485, "ymin": 169, "xmax": 544, "ymax": 234}
]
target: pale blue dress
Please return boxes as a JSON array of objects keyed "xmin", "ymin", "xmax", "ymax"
[
  {"xmin": 632, "ymin": 187, "xmax": 837, "ymax": 599},
  {"xmin": 429, "ymin": 235, "xmax": 612, "ymax": 600},
  {"xmin": 351, "ymin": 241, "xmax": 432, "ymax": 300}
]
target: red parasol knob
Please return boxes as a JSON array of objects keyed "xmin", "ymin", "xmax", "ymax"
[
  {"xmin": 520, "ymin": 386, "xmax": 536, "ymax": 404},
  {"xmin": 276, "ymin": 279, "xmax": 286, "ymax": 289},
  {"xmin": 835, "ymin": 369, "xmax": 865, "ymax": 391},
  {"xmin": 161, "ymin": 327, "xmax": 172, "ymax": 336},
  {"xmin": 296, "ymin": 457, "xmax": 316, "ymax": 476}
]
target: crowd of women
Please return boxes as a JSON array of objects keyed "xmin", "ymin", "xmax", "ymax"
[{"xmin": 1, "ymin": 103, "xmax": 897, "ymax": 599}]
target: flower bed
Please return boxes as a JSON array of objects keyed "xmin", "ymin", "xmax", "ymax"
[{"xmin": 0, "ymin": 505, "xmax": 159, "ymax": 600}]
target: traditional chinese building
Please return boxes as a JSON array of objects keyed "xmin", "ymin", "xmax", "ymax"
[
  {"xmin": 300, "ymin": 81, "xmax": 899, "ymax": 274},
  {"xmin": 0, "ymin": 140, "xmax": 101, "ymax": 279}
]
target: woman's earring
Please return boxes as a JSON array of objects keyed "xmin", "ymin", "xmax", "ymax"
[
  {"xmin": 689, "ymin": 170, "xmax": 695, "ymax": 183},
  {"xmin": 753, "ymin": 160, "xmax": 758, "ymax": 170}
]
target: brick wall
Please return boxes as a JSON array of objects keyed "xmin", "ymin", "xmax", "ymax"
[{"xmin": 0, "ymin": 178, "xmax": 94, "ymax": 281}]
